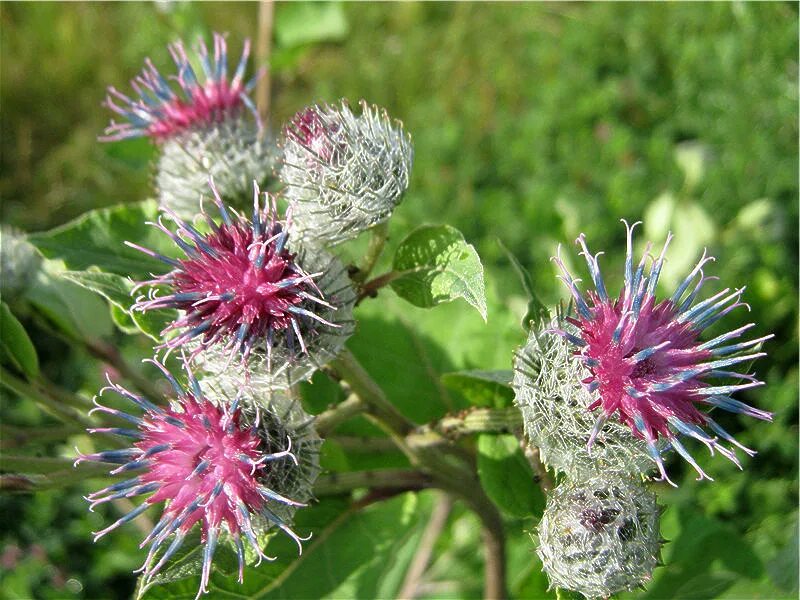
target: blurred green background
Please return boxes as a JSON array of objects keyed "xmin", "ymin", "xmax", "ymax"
[{"xmin": 1, "ymin": 2, "xmax": 797, "ymax": 599}]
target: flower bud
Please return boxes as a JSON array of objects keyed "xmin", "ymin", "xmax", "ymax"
[
  {"xmin": 280, "ymin": 100, "xmax": 413, "ymax": 246},
  {"xmin": 536, "ymin": 474, "xmax": 661, "ymax": 598}
]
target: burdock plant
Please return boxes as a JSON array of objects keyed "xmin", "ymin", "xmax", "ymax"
[{"xmin": 0, "ymin": 27, "xmax": 778, "ymax": 600}]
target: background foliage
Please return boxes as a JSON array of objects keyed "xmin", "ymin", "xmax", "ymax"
[{"xmin": 1, "ymin": 2, "xmax": 797, "ymax": 599}]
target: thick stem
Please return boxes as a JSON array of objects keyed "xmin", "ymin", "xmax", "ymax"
[
  {"xmin": 329, "ymin": 349, "xmax": 416, "ymax": 437},
  {"xmin": 314, "ymin": 393, "xmax": 367, "ymax": 437},
  {"xmin": 330, "ymin": 350, "xmax": 508, "ymax": 598},
  {"xmin": 420, "ymin": 407, "xmax": 523, "ymax": 439},
  {"xmin": 479, "ymin": 507, "xmax": 508, "ymax": 600}
]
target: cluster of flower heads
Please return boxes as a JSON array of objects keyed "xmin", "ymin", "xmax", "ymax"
[
  {"xmin": 515, "ymin": 220, "xmax": 772, "ymax": 597},
  {"xmin": 88, "ymin": 29, "xmax": 415, "ymax": 596},
  {"xmin": 76, "ymin": 361, "xmax": 319, "ymax": 599}
]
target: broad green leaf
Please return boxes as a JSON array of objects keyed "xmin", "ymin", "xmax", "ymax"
[
  {"xmin": 0, "ymin": 302, "xmax": 39, "ymax": 379},
  {"xmin": 275, "ymin": 2, "xmax": 348, "ymax": 49},
  {"xmin": 29, "ymin": 200, "xmax": 176, "ymax": 280},
  {"xmin": 476, "ymin": 434, "xmax": 544, "ymax": 518},
  {"xmin": 62, "ymin": 270, "xmax": 174, "ymax": 341},
  {"xmin": 441, "ymin": 369, "xmax": 513, "ymax": 408},
  {"xmin": 24, "ymin": 260, "xmax": 113, "ymax": 340},
  {"xmin": 642, "ymin": 507, "xmax": 764, "ymax": 599},
  {"xmin": 391, "ymin": 224, "xmax": 487, "ymax": 321},
  {"xmin": 498, "ymin": 238, "xmax": 548, "ymax": 330}
]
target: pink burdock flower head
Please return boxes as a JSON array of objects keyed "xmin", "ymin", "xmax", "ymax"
[
  {"xmin": 102, "ymin": 32, "xmax": 261, "ymax": 142},
  {"xmin": 551, "ymin": 220, "xmax": 773, "ymax": 486},
  {"xmin": 75, "ymin": 361, "xmax": 315, "ymax": 599},
  {"xmin": 129, "ymin": 179, "xmax": 355, "ymax": 386}
]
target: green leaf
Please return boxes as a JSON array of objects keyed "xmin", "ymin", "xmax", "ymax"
[
  {"xmin": 441, "ymin": 369, "xmax": 513, "ymax": 408},
  {"xmin": 476, "ymin": 434, "xmax": 544, "ymax": 518},
  {"xmin": 391, "ymin": 224, "xmax": 487, "ymax": 321},
  {"xmin": 498, "ymin": 238, "xmax": 548, "ymax": 330},
  {"xmin": 275, "ymin": 2, "xmax": 348, "ymax": 49},
  {"xmin": 643, "ymin": 507, "xmax": 764, "ymax": 599},
  {"xmin": 24, "ymin": 259, "xmax": 113, "ymax": 340},
  {"xmin": 29, "ymin": 200, "xmax": 176, "ymax": 280},
  {"xmin": 61, "ymin": 270, "xmax": 174, "ymax": 341},
  {"xmin": 0, "ymin": 302, "xmax": 39, "ymax": 379},
  {"xmin": 141, "ymin": 493, "xmax": 429, "ymax": 600}
]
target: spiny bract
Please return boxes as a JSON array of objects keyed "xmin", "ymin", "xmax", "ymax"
[
  {"xmin": 129, "ymin": 179, "xmax": 355, "ymax": 382},
  {"xmin": 76, "ymin": 361, "xmax": 319, "ymax": 599},
  {"xmin": 536, "ymin": 474, "xmax": 662, "ymax": 599},
  {"xmin": 551, "ymin": 220, "xmax": 772, "ymax": 485},
  {"xmin": 280, "ymin": 100, "xmax": 413, "ymax": 246},
  {"xmin": 513, "ymin": 314, "xmax": 654, "ymax": 478}
]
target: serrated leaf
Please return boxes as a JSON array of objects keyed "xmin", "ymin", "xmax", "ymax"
[
  {"xmin": 275, "ymin": 2, "xmax": 348, "ymax": 49},
  {"xmin": 441, "ymin": 369, "xmax": 513, "ymax": 408},
  {"xmin": 29, "ymin": 199, "xmax": 176, "ymax": 280},
  {"xmin": 62, "ymin": 270, "xmax": 174, "ymax": 341},
  {"xmin": 477, "ymin": 434, "xmax": 544, "ymax": 518},
  {"xmin": 391, "ymin": 224, "xmax": 487, "ymax": 321},
  {"xmin": 0, "ymin": 302, "xmax": 39, "ymax": 379}
]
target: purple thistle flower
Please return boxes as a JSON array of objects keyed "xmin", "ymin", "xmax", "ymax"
[
  {"xmin": 129, "ymin": 179, "xmax": 354, "ymax": 375},
  {"xmin": 75, "ymin": 361, "xmax": 311, "ymax": 599},
  {"xmin": 102, "ymin": 32, "xmax": 261, "ymax": 142},
  {"xmin": 551, "ymin": 220, "xmax": 773, "ymax": 486}
]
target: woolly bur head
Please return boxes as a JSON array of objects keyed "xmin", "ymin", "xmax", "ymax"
[
  {"xmin": 536, "ymin": 475, "xmax": 662, "ymax": 598},
  {"xmin": 0, "ymin": 226, "xmax": 41, "ymax": 303},
  {"xmin": 551, "ymin": 220, "xmax": 773, "ymax": 485},
  {"xmin": 280, "ymin": 100, "xmax": 414, "ymax": 246},
  {"xmin": 129, "ymin": 179, "xmax": 356, "ymax": 384},
  {"xmin": 75, "ymin": 361, "xmax": 319, "ymax": 598},
  {"xmin": 513, "ymin": 316, "xmax": 653, "ymax": 477},
  {"xmin": 101, "ymin": 32, "xmax": 261, "ymax": 142},
  {"xmin": 156, "ymin": 118, "xmax": 280, "ymax": 220}
]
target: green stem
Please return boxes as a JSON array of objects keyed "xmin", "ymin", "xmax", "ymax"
[
  {"xmin": 0, "ymin": 424, "xmax": 83, "ymax": 449},
  {"xmin": 422, "ymin": 407, "xmax": 523, "ymax": 439},
  {"xmin": 314, "ymin": 468, "xmax": 432, "ymax": 496},
  {"xmin": 327, "ymin": 436, "xmax": 398, "ymax": 453},
  {"xmin": 329, "ymin": 349, "xmax": 416, "ymax": 438},
  {"xmin": 314, "ymin": 394, "xmax": 367, "ymax": 437},
  {"xmin": 330, "ymin": 349, "xmax": 508, "ymax": 599},
  {"xmin": 0, "ymin": 367, "xmax": 94, "ymax": 430},
  {"xmin": 352, "ymin": 222, "xmax": 390, "ymax": 285}
]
